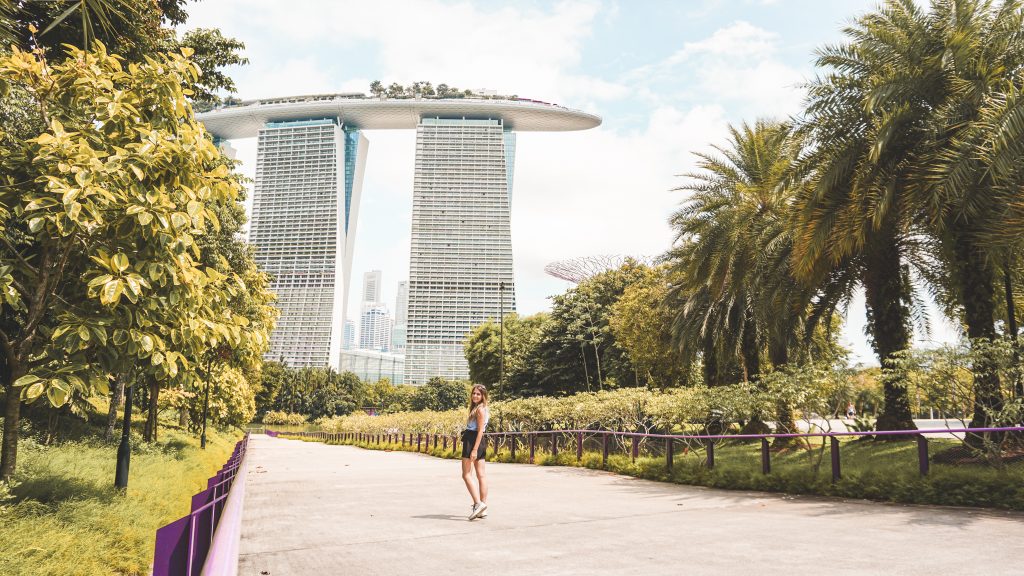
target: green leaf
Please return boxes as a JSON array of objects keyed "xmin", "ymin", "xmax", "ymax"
[
  {"xmin": 25, "ymin": 381, "xmax": 44, "ymax": 401},
  {"xmin": 100, "ymin": 279, "xmax": 123, "ymax": 305},
  {"xmin": 77, "ymin": 325, "xmax": 91, "ymax": 341},
  {"xmin": 151, "ymin": 351, "xmax": 164, "ymax": 366},
  {"xmin": 137, "ymin": 211, "xmax": 153, "ymax": 226},
  {"xmin": 13, "ymin": 374, "xmax": 40, "ymax": 388},
  {"xmin": 112, "ymin": 253, "xmax": 129, "ymax": 272},
  {"xmin": 28, "ymin": 217, "xmax": 44, "ymax": 232},
  {"xmin": 47, "ymin": 382, "xmax": 69, "ymax": 407},
  {"xmin": 171, "ymin": 212, "xmax": 189, "ymax": 229}
]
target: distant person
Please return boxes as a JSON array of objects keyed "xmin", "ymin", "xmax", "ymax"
[
  {"xmin": 462, "ymin": 384, "xmax": 490, "ymax": 520},
  {"xmin": 846, "ymin": 402, "xmax": 856, "ymax": 419}
]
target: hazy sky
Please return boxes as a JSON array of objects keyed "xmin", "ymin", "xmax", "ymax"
[{"xmin": 182, "ymin": 0, "xmax": 957, "ymax": 365}]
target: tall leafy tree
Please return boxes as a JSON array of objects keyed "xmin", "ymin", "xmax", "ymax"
[
  {"xmin": 666, "ymin": 120, "xmax": 815, "ymax": 434},
  {"xmin": 905, "ymin": 0, "xmax": 1024, "ymax": 428},
  {"xmin": 793, "ymin": 1, "xmax": 940, "ymax": 432},
  {"xmin": 0, "ymin": 43, "xmax": 262, "ymax": 478}
]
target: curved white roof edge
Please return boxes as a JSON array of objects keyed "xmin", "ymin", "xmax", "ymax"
[{"xmin": 196, "ymin": 94, "xmax": 602, "ymax": 139}]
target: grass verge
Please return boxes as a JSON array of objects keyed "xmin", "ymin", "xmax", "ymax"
[
  {"xmin": 292, "ymin": 432, "xmax": 1024, "ymax": 511},
  {"xmin": 0, "ymin": 422, "xmax": 239, "ymax": 576}
]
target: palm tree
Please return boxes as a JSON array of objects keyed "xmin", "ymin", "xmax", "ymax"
[
  {"xmin": 792, "ymin": 0, "xmax": 942, "ymax": 432},
  {"xmin": 666, "ymin": 119, "xmax": 814, "ymax": 435},
  {"xmin": 907, "ymin": 0, "xmax": 1024, "ymax": 428}
]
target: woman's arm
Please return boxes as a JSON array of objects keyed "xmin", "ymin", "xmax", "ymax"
[{"xmin": 469, "ymin": 409, "xmax": 486, "ymax": 459}]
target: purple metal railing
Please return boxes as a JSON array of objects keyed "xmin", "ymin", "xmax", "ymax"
[
  {"xmin": 153, "ymin": 434, "xmax": 249, "ymax": 576},
  {"xmin": 271, "ymin": 425, "xmax": 1024, "ymax": 484}
]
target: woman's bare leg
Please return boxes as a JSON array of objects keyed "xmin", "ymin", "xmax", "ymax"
[
  {"xmin": 462, "ymin": 458, "xmax": 480, "ymax": 504},
  {"xmin": 474, "ymin": 458, "xmax": 487, "ymax": 503}
]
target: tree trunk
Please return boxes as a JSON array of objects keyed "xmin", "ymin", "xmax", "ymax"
[
  {"xmin": 0, "ymin": 360, "xmax": 26, "ymax": 481},
  {"xmin": 1004, "ymin": 260, "xmax": 1022, "ymax": 400},
  {"xmin": 702, "ymin": 333, "xmax": 719, "ymax": 386},
  {"xmin": 591, "ymin": 341, "xmax": 603, "ymax": 390},
  {"xmin": 768, "ymin": 342, "xmax": 798, "ymax": 446},
  {"xmin": 952, "ymin": 232, "xmax": 1002, "ymax": 434},
  {"xmin": 741, "ymin": 309, "xmax": 760, "ymax": 382},
  {"xmin": 105, "ymin": 379, "xmax": 125, "ymax": 441},
  {"xmin": 862, "ymin": 223, "xmax": 916, "ymax": 433},
  {"xmin": 144, "ymin": 377, "xmax": 159, "ymax": 443}
]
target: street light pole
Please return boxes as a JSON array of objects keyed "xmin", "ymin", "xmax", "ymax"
[
  {"xmin": 114, "ymin": 383, "xmax": 134, "ymax": 489},
  {"xmin": 499, "ymin": 281, "xmax": 505, "ymax": 398}
]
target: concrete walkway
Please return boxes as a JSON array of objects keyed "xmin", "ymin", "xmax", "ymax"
[{"xmin": 238, "ymin": 434, "xmax": 1024, "ymax": 576}]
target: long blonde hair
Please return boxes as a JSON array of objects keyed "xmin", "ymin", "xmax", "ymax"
[{"xmin": 468, "ymin": 384, "xmax": 489, "ymax": 416}]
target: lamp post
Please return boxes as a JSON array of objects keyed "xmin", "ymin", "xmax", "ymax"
[
  {"xmin": 114, "ymin": 383, "xmax": 134, "ymax": 489},
  {"xmin": 499, "ymin": 281, "xmax": 505, "ymax": 397}
]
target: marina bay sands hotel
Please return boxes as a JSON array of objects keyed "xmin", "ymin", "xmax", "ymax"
[{"xmin": 198, "ymin": 94, "xmax": 600, "ymax": 384}]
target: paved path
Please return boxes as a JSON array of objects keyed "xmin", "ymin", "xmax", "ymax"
[{"xmin": 238, "ymin": 435, "xmax": 1024, "ymax": 576}]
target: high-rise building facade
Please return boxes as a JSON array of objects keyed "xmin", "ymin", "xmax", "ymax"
[
  {"xmin": 343, "ymin": 320, "xmax": 355, "ymax": 350},
  {"xmin": 395, "ymin": 280, "xmax": 408, "ymax": 325},
  {"xmin": 249, "ymin": 119, "xmax": 368, "ymax": 368},
  {"xmin": 391, "ymin": 280, "xmax": 408, "ymax": 352},
  {"xmin": 198, "ymin": 95, "xmax": 598, "ymax": 378},
  {"xmin": 404, "ymin": 118, "xmax": 517, "ymax": 383},
  {"xmin": 359, "ymin": 304, "xmax": 392, "ymax": 351},
  {"xmin": 362, "ymin": 270, "xmax": 382, "ymax": 303}
]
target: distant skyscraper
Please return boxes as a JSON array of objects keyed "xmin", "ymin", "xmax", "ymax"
[
  {"xmin": 248, "ymin": 118, "xmax": 367, "ymax": 369},
  {"xmin": 362, "ymin": 270, "xmax": 382, "ymax": 304},
  {"xmin": 404, "ymin": 118, "xmax": 517, "ymax": 384},
  {"xmin": 395, "ymin": 281, "xmax": 408, "ymax": 325},
  {"xmin": 360, "ymin": 304, "xmax": 391, "ymax": 352},
  {"xmin": 343, "ymin": 320, "xmax": 355, "ymax": 350},
  {"xmin": 391, "ymin": 281, "xmax": 408, "ymax": 352}
]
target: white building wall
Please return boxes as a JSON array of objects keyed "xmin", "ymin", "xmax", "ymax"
[{"xmin": 404, "ymin": 118, "xmax": 516, "ymax": 384}]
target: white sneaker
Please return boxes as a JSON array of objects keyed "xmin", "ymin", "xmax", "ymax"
[{"xmin": 468, "ymin": 502, "xmax": 488, "ymax": 520}]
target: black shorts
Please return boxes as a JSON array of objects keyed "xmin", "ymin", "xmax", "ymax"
[{"xmin": 461, "ymin": 429, "xmax": 487, "ymax": 460}]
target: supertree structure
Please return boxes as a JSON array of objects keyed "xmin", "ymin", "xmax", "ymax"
[{"xmin": 543, "ymin": 255, "xmax": 653, "ymax": 284}]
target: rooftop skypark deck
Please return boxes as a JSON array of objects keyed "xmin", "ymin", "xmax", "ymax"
[{"xmin": 196, "ymin": 92, "xmax": 602, "ymax": 139}]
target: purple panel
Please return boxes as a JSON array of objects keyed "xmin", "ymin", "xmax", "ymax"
[
  {"xmin": 191, "ymin": 487, "xmax": 213, "ymax": 512},
  {"xmin": 190, "ymin": 504, "xmax": 213, "ymax": 573},
  {"xmin": 153, "ymin": 514, "xmax": 190, "ymax": 576}
]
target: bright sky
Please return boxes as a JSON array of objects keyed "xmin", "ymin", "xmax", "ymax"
[{"xmin": 182, "ymin": 0, "xmax": 958, "ymax": 366}]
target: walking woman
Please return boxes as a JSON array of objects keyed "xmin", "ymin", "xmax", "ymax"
[{"xmin": 462, "ymin": 384, "xmax": 489, "ymax": 520}]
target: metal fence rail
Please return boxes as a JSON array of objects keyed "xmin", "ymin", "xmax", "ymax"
[
  {"xmin": 152, "ymin": 434, "xmax": 249, "ymax": 576},
  {"xmin": 270, "ymin": 426, "xmax": 1024, "ymax": 484}
]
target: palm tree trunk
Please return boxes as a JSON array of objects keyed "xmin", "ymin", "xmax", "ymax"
[
  {"xmin": 1004, "ymin": 259, "xmax": 1022, "ymax": 399},
  {"xmin": 769, "ymin": 341, "xmax": 798, "ymax": 446},
  {"xmin": 952, "ymin": 232, "xmax": 1002, "ymax": 433},
  {"xmin": 702, "ymin": 333, "xmax": 719, "ymax": 386},
  {"xmin": 862, "ymin": 224, "xmax": 916, "ymax": 433}
]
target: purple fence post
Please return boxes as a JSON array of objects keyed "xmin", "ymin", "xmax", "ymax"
[
  {"xmin": 510, "ymin": 434, "xmax": 517, "ymax": 460},
  {"xmin": 761, "ymin": 438, "xmax": 771, "ymax": 474},
  {"xmin": 576, "ymin": 432, "xmax": 583, "ymax": 462},
  {"xmin": 417, "ymin": 433, "xmax": 422, "ymax": 452},
  {"xmin": 631, "ymin": 436, "xmax": 639, "ymax": 462},
  {"xmin": 602, "ymin": 433, "xmax": 609, "ymax": 468},
  {"xmin": 665, "ymin": 438, "xmax": 673, "ymax": 471},
  {"xmin": 529, "ymin": 434, "xmax": 536, "ymax": 463},
  {"xmin": 706, "ymin": 440, "xmax": 715, "ymax": 469},
  {"xmin": 551, "ymin": 433, "xmax": 559, "ymax": 458},
  {"xmin": 402, "ymin": 433, "xmax": 406, "ymax": 446},
  {"xmin": 830, "ymin": 436, "xmax": 841, "ymax": 483},
  {"xmin": 917, "ymin": 435, "xmax": 929, "ymax": 476},
  {"xmin": 443, "ymin": 435, "xmax": 448, "ymax": 451}
]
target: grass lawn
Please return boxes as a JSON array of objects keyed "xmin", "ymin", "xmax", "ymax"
[
  {"xmin": 312, "ymin": 432, "xmax": 1024, "ymax": 510},
  {"xmin": 0, "ymin": 418, "xmax": 239, "ymax": 576}
]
